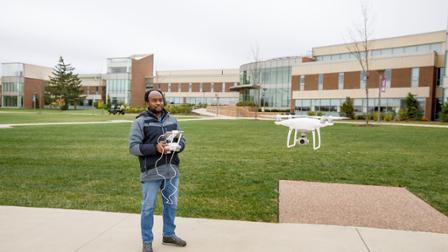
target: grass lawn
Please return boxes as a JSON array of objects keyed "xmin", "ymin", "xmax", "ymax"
[
  {"xmin": 0, "ymin": 118, "xmax": 447, "ymax": 222},
  {"xmin": 0, "ymin": 109, "xmax": 197, "ymax": 124}
]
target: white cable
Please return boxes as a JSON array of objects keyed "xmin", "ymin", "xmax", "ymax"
[
  {"xmin": 167, "ymin": 151, "xmax": 178, "ymax": 204},
  {"xmin": 154, "ymin": 131, "xmax": 181, "ymax": 205},
  {"xmin": 154, "ymin": 134, "xmax": 172, "ymax": 204}
]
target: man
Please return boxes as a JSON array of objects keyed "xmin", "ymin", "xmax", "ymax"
[{"xmin": 129, "ymin": 89, "xmax": 187, "ymax": 252}]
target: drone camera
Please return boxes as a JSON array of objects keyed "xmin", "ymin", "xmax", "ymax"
[{"xmin": 298, "ymin": 133, "xmax": 309, "ymax": 145}]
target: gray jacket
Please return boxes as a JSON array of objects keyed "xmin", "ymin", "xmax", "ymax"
[{"xmin": 128, "ymin": 109, "xmax": 186, "ymax": 173}]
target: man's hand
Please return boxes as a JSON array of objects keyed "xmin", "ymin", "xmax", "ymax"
[{"xmin": 156, "ymin": 143, "xmax": 171, "ymax": 154}]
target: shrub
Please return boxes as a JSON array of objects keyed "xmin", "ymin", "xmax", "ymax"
[
  {"xmin": 194, "ymin": 103, "xmax": 207, "ymax": 109},
  {"xmin": 258, "ymin": 108, "xmax": 290, "ymax": 112},
  {"xmin": 165, "ymin": 104, "xmax": 194, "ymax": 114},
  {"xmin": 236, "ymin": 101, "xmax": 256, "ymax": 107},
  {"xmin": 316, "ymin": 111, "xmax": 324, "ymax": 116},
  {"xmin": 384, "ymin": 112, "xmax": 394, "ymax": 121},
  {"xmin": 355, "ymin": 114, "xmax": 366, "ymax": 120},
  {"xmin": 307, "ymin": 111, "xmax": 316, "ymax": 116},
  {"xmin": 125, "ymin": 106, "xmax": 146, "ymax": 114},
  {"xmin": 399, "ymin": 108, "xmax": 409, "ymax": 121},
  {"xmin": 94, "ymin": 100, "xmax": 104, "ymax": 109}
]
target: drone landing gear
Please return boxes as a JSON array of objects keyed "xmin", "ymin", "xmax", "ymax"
[
  {"xmin": 286, "ymin": 128, "xmax": 321, "ymax": 150},
  {"xmin": 311, "ymin": 128, "xmax": 321, "ymax": 150}
]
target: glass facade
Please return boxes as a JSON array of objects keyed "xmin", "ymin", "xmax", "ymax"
[
  {"xmin": 316, "ymin": 42, "xmax": 443, "ymax": 62},
  {"xmin": 444, "ymin": 30, "xmax": 448, "ymax": 102},
  {"xmin": 166, "ymin": 82, "xmax": 238, "ymax": 106},
  {"xmin": 295, "ymin": 98, "xmax": 425, "ymax": 116},
  {"xmin": 1, "ymin": 63, "xmax": 25, "ymax": 107},
  {"xmin": 239, "ymin": 57, "xmax": 300, "ymax": 109},
  {"xmin": 105, "ymin": 58, "xmax": 132, "ymax": 105},
  {"xmin": 167, "ymin": 97, "xmax": 238, "ymax": 106}
]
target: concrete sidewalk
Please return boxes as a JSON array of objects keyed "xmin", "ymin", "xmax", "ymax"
[{"xmin": 1, "ymin": 206, "xmax": 447, "ymax": 252}]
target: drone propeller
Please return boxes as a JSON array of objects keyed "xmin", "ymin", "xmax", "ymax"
[
  {"xmin": 275, "ymin": 114, "xmax": 307, "ymax": 121},
  {"xmin": 276, "ymin": 114, "xmax": 349, "ymax": 122}
]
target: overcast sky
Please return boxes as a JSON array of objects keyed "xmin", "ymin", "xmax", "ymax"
[{"xmin": 0, "ymin": 0, "xmax": 447, "ymax": 74}]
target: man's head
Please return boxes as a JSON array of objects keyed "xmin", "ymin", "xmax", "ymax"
[{"xmin": 144, "ymin": 89, "xmax": 165, "ymax": 114}]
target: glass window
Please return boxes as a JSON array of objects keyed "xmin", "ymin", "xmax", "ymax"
[
  {"xmin": 294, "ymin": 99, "xmax": 302, "ymax": 111},
  {"xmin": 338, "ymin": 73, "xmax": 344, "ymax": 89},
  {"xmin": 318, "ymin": 74, "xmax": 323, "ymax": 90},
  {"xmin": 2, "ymin": 63, "xmax": 23, "ymax": 76},
  {"xmin": 417, "ymin": 44, "xmax": 430, "ymax": 53},
  {"xmin": 382, "ymin": 48, "xmax": 392, "ymax": 57},
  {"xmin": 411, "ymin": 68, "xmax": 419, "ymax": 88},
  {"xmin": 436, "ymin": 68, "xmax": 445, "ymax": 86},
  {"xmin": 109, "ymin": 67, "xmax": 127, "ymax": 73},
  {"xmin": 360, "ymin": 72, "xmax": 366, "ymax": 89},
  {"xmin": 188, "ymin": 82, "xmax": 192, "ymax": 92},
  {"xmin": 300, "ymin": 75, "xmax": 305, "ymax": 91},
  {"xmin": 392, "ymin": 47, "xmax": 404, "ymax": 55},
  {"xmin": 320, "ymin": 99, "xmax": 330, "ymax": 111},
  {"xmin": 302, "ymin": 99, "xmax": 311, "ymax": 111},
  {"xmin": 330, "ymin": 99, "xmax": 339, "ymax": 112},
  {"xmin": 384, "ymin": 69, "xmax": 391, "ymax": 88},
  {"xmin": 312, "ymin": 99, "xmax": 319, "ymax": 111},
  {"xmin": 354, "ymin": 99, "xmax": 363, "ymax": 113},
  {"xmin": 372, "ymin": 50, "xmax": 381, "ymax": 57}
]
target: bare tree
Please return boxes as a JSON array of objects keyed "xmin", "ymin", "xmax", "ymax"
[
  {"xmin": 347, "ymin": 2, "xmax": 374, "ymax": 125},
  {"xmin": 249, "ymin": 44, "xmax": 262, "ymax": 119}
]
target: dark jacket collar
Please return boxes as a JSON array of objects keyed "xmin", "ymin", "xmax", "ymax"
[{"xmin": 136, "ymin": 108, "xmax": 169, "ymax": 121}]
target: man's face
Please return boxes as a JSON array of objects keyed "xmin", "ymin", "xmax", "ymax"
[{"xmin": 147, "ymin": 91, "xmax": 164, "ymax": 113}]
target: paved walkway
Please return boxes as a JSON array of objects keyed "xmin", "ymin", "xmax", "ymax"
[
  {"xmin": 279, "ymin": 180, "xmax": 448, "ymax": 234},
  {"xmin": 192, "ymin": 108, "xmax": 238, "ymax": 119},
  {"xmin": 1, "ymin": 206, "xmax": 447, "ymax": 252}
]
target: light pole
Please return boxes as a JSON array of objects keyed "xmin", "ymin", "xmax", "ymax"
[
  {"xmin": 262, "ymin": 88, "xmax": 267, "ymax": 112},
  {"xmin": 254, "ymin": 85, "xmax": 260, "ymax": 120},
  {"xmin": 215, "ymin": 93, "xmax": 219, "ymax": 117},
  {"xmin": 378, "ymin": 74, "xmax": 386, "ymax": 123}
]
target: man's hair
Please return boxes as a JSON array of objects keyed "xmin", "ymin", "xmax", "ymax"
[{"xmin": 144, "ymin": 89, "xmax": 166, "ymax": 103}]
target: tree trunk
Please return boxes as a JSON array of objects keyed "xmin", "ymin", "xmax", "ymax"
[{"xmin": 365, "ymin": 87, "xmax": 369, "ymax": 125}]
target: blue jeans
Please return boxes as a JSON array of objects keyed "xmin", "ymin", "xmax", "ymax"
[{"xmin": 141, "ymin": 177, "xmax": 179, "ymax": 244}]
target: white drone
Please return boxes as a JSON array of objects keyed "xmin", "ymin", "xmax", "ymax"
[{"xmin": 274, "ymin": 114, "xmax": 347, "ymax": 150}]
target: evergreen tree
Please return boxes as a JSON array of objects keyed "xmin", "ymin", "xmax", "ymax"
[
  {"xmin": 45, "ymin": 56, "xmax": 83, "ymax": 110},
  {"xmin": 340, "ymin": 97, "xmax": 355, "ymax": 119},
  {"xmin": 405, "ymin": 93, "xmax": 422, "ymax": 120}
]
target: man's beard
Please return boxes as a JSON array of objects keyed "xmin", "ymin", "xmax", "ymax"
[{"xmin": 149, "ymin": 107, "xmax": 162, "ymax": 114}]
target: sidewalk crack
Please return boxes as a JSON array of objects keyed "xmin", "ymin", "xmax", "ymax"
[
  {"xmin": 355, "ymin": 228, "xmax": 371, "ymax": 252},
  {"xmin": 73, "ymin": 214, "xmax": 130, "ymax": 252}
]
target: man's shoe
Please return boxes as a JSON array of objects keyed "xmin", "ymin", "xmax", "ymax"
[
  {"xmin": 162, "ymin": 235, "xmax": 187, "ymax": 247},
  {"xmin": 142, "ymin": 243, "xmax": 153, "ymax": 252}
]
